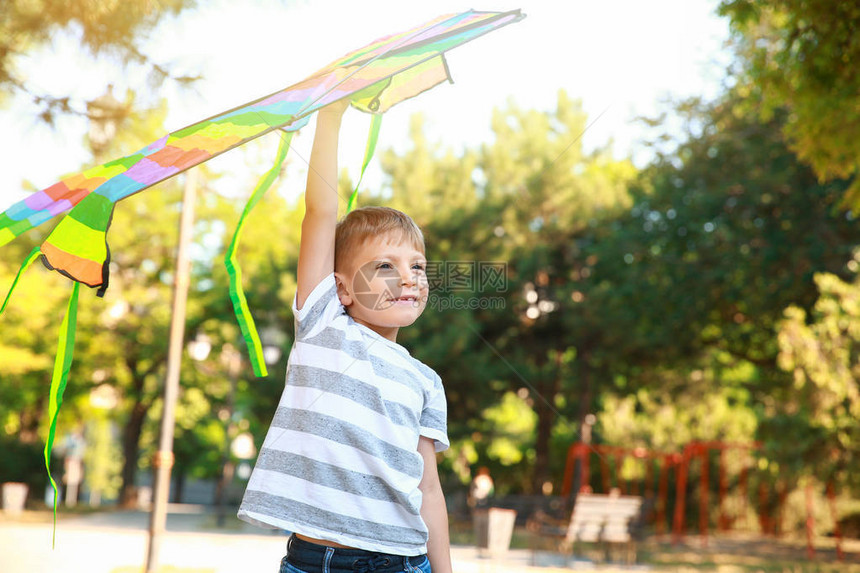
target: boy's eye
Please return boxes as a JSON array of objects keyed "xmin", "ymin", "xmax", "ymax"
[
  {"xmin": 412, "ymin": 263, "xmax": 426, "ymax": 272},
  {"xmin": 377, "ymin": 262, "xmax": 393, "ymax": 270}
]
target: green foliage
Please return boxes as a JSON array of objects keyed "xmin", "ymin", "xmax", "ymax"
[
  {"xmin": 589, "ymin": 96, "xmax": 860, "ymax": 371},
  {"xmin": 718, "ymin": 0, "xmax": 860, "ymax": 204},
  {"xmin": 776, "ymin": 268, "xmax": 860, "ymax": 492},
  {"xmin": 598, "ymin": 383, "xmax": 757, "ymax": 451},
  {"xmin": 581, "ymin": 93, "xmax": 860, "ymax": 498},
  {"xmin": 481, "ymin": 391, "xmax": 537, "ymax": 466}
]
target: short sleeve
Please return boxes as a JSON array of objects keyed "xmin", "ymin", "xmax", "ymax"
[
  {"xmin": 419, "ymin": 374, "xmax": 449, "ymax": 452},
  {"xmin": 291, "ymin": 274, "xmax": 342, "ymax": 340}
]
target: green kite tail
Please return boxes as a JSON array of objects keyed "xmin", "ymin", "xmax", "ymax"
[
  {"xmin": 45, "ymin": 281, "xmax": 81, "ymax": 548},
  {"xmin": 347, "ymin": 114, "xmax": 383, "ymax": 213},
  {"xmin": 225, "ymin": 133, "xmax": 294, "ymax": 377}
]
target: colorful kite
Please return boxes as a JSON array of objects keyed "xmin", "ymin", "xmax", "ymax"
[{"xmin": 0, "ymin": 8, "xmax": 524, "ymax": 528}]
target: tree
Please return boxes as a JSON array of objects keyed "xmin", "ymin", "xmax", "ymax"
[
  {"xmin": 776, "ymin": 270, "xmax": 860, "ymax": 494},
  {"xmin": 581, "ymin": 92, "xmax": 860, "ymax": 496},
  {"xmin": 588, "ymin": 94, "xmax": 860, "ymax": 373},
  {"xmin": 479, "ymin": 93, "xmax": 635, "ymax": 492},
  {"xmin": 1, "ymin": 0, "xmax": 197, "ymax": 121},
  {"xmin": 718, "ymin": 0, "xmax": 860, "ymax": 204}
]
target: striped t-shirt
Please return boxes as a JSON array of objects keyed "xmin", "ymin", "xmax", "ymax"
[{"xmin": 238, "ymin": 273, "xmax": 449, "ymax": 555}]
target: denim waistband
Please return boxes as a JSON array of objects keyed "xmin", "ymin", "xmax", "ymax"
[{"xmin": 286, "ymin": 534, "xmax": 425, "ymax": 573}]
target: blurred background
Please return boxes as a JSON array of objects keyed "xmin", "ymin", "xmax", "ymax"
[{"xmin": 1, "ymin": 0, "xmax": 858, "ymax": 568}]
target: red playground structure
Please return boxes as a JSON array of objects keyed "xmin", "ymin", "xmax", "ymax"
[{"xmin": 560, "ymin": 440, "xmax": 845, "ymax": 560}]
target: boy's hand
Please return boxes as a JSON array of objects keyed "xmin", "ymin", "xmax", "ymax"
[{"xmin": 318, "ymin": 98, "xmax": 350, "ymax": 120}]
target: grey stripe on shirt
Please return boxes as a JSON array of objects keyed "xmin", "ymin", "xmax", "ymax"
[
  {"xmin": 286, "ymin": 364, "xmax": 419, "ymax": 428},
  {"xmin": 254, "ymin": 449, "xmax": 421, "ymax": 513},
  {"xmin": 270, "ymin": 407, "xmax": 422, "ymax": 479},
  {"xmin": 419, "ymin": 407, "xmax": 447, "ymax": 432},
  {"xmin": 299, "ymin": 328, "xmax": 428, "ymax": 399},
  {"xmin": 242, "ymin": 489, "xmax": 428, "ymax": 547},
  {"xmin": 294, "ymin": 281, "xmax": 339, "ymax": 340}
]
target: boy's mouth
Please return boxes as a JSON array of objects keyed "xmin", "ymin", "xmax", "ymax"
[{"xmin": 390, "ymin": 294, "xmax": 419, "ymax": 303}]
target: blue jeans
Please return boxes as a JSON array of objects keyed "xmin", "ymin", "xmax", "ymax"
[{"xmin": 280, "ymin": 534, "xmax": 432, "ymax": 573}]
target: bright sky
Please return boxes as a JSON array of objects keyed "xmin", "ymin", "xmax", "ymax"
[{"xmin": 0, "ymin": 0, "xmax": 730, "ymax": 212}]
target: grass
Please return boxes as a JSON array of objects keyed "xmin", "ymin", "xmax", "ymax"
[
  {"xmin": 639, "ymin": 535, "xmax": 860, "ymax": 573},
  {"xmin": 450, "ymin": 516, "xmax": 860, "ymax": 572},
  {"xmin": 0, "ymin": 505, "xmax": 104, "ymax": 523}
]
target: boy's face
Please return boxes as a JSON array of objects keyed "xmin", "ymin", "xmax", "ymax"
[{"xmin": 335, "ymin": 234, "xmax": 429, "ymax": 340}]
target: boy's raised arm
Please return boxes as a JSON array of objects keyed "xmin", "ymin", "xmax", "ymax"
[{"xmin": 296, "ymin": 100, "xmax": 349, "ymax": 310}]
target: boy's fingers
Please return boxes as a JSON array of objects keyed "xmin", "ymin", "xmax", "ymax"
[{"xmin": 321, "ymin": 98, "xmax": 350, "ymax": 116}]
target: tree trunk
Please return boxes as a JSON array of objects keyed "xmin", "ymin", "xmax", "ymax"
[
  {"xmin": 576, "ymin": 348, "xmax": 594, "ymax": 426},
  {"xmin": 532, "ymin": 350, "xmax": 564, "ymax": 493},
  {"xmin": 173, "ymin": 466, "xmax": 185, "ymax": 504},
  {"xmin": 119, "ymin": 400, "xmax": 149, "ymax": 507},
  {"xmin": 18, "ymin": 396, "xmax": 44, "ymax": 443},
  {"xmin": 568, "ymin": 347, "xmax": 595, "ymax": 503},
  {"xmin": 532, "ymin": 392, "xmax": 554, "ymax": 493}
]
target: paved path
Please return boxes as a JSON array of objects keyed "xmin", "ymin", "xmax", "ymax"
[{"xmin": 0, "ymin": 506, "xmax": 579, "ymax": 573}]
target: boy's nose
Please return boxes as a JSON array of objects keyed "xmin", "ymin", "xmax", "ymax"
[{"xmin": 399, "ymin": 267, "xmax": 422, "ymax": 287}]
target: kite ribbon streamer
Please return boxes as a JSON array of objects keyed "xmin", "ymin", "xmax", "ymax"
[
  {"xmin": 347, "ymin": 114, "xmax": 383, "ymax": 213},
  {"xmin": 0, "ymin": 246, "xmax": 41, "ymax": 314},
  {"xmin": 45, "ymin": 281, "xmax": 80, "ymax": 547},
  {"xmin": 225, "ymin": 133, "xmax": 294, "ymax": 377}
]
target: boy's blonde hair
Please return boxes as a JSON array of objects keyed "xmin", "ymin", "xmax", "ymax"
[{"xmin": 335, "ymin": 206, "xmax": 425, "ymax": 272}]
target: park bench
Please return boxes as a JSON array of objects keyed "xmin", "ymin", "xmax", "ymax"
[{"xmin": 528, "ymin": 492, "xmax": 644, "ymax": 564}]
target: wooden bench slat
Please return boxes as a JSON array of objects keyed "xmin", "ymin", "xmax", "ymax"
[{"xmin": 529, "ymin": 493, "xmax": 644, "ymax": 565}]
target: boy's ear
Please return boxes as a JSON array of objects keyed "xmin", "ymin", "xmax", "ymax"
[{"xmin": 334, "ymin": 272, "xmax": 353, "ymax": 307}]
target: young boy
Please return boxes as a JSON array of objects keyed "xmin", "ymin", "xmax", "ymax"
[{"xmin": 238, "ymin": 100, "xmax": 452, "ymax": 573}]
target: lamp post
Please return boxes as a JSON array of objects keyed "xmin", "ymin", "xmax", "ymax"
[{"xmin": 144, "ymin": 168, "xmax": 198, "ymax": 573}]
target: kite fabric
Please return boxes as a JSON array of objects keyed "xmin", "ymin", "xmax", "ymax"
[{"xmin": 0, "ymin": 8, "xmax": 524, "ymax": 532}]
